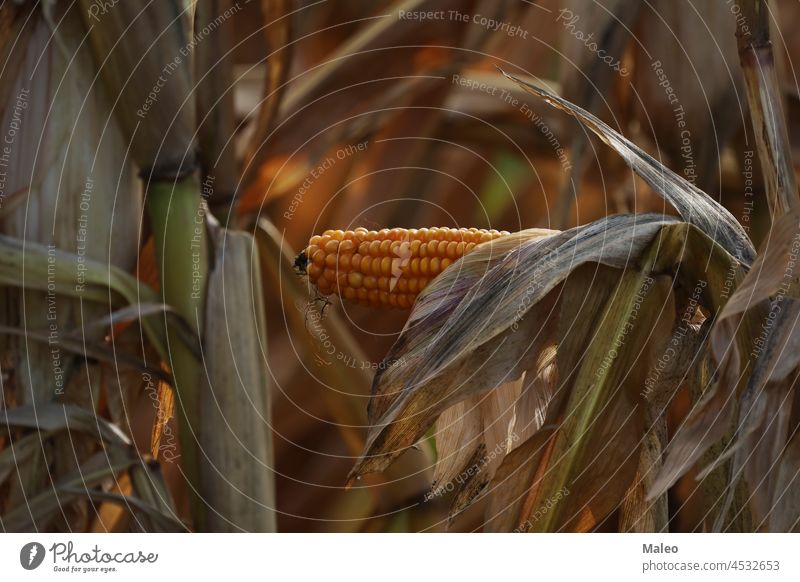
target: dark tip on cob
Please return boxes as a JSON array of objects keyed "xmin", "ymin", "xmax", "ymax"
[{"xmin": 294, "ymin": 251, "xmax": 309, "ymax": 273}]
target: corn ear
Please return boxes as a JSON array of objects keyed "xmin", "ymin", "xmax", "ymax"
[{"xmin": 298, "ymin": 227, "xmax": 508, "ymax": 309}]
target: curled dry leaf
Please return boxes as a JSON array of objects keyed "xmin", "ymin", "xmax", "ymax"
[
  {"xmin": 651, "ymin": 210, "xmax": 800, "ymax": 500},
  {"xmin": 501, "ymin": 71, "xmax": 755, "ymax": 264},
  {"xmin": 736, "ymin": 299, "xmax": 800, "ymax": 528},
  {"xmin": 651, "ymin": 212, "xmax": 800, "ymax": 529},
  {"xmin": 0, "ymin": 403, "xmax": 130, "ymax": 447},
  {"xmin": 431, "ymin": 376, "xmax": 523, "ymax": 520}
]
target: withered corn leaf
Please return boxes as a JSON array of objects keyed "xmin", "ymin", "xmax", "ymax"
[
  {"xmin": 502, "ymin": 71, "xmax": 755, "ymax": 264},
  {"xmin": 351, "ymin": 214, "xmax": 679, "ymax": 481}
]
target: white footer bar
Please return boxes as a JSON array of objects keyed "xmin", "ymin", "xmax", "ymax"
[{"xmin": 1, "ymin": 533, "xmax": 797, "ymax": 581}]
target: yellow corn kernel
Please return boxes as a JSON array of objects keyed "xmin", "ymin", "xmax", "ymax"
[{"xmin": 296, "ymin": 227, "xmax": 509, "ymax": 309}]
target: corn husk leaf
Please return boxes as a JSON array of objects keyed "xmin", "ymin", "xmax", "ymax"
[
  {"xmin": 430, "ymin": 396, "xmax": 483, "ymax": 507},
  {"xmin": 196, "ymin": 221, "xmax": 275, "ymax": 532},
  {"xmin": 735, "ymin": 0, "xmax": 798, "ymax": 216},
  {"xmin": 431, "ymin": 293, "xmax": 558, "ymax": 520},
  {"xmin": 487, "ymin": 222, "xmax": 737, "ymax": 532},
  {"xmin": 650, "ymin": 210, "xmax": 797, "ymax": 497},
  {"xmin": 367, "ymin": 228, "xmax": 556, "ymax": 424},
  {"xmin": 432, "ymin": 375, "xmax": 525, "ymax": 521},
  {"xmin": 620, "ymin": 426, "xmax": 669, "ymax": 533},
  {"xmin": 78, "ymin": 0, "xmax": 195, "ymax": 175},
  {"xmin": 520, "ymin": 269, "xmax": 674, "ymax": 532},
  {"xmin": 483, "ymin": 427, "xmax": 558, "ymax": 532},
  {"xmin": 350, "ymin": 214, "xmax": 679, "ymax": 481}
]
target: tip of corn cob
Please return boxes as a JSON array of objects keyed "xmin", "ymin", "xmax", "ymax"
[
  {"xmin": 296, "ymin": 227, "xmax": 509, "ymax": 309},
  {"xmin": 293, "ymin": 250, "xmax": 309, "ymax": 273}
]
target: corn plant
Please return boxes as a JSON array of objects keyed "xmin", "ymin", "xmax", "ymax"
[{"xmin": 346, "ymin": 1, "xmax": 800, "ymax": 532}]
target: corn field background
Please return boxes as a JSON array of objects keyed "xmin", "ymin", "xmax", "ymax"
[{"xmin": 1, "ymin": 0, "xmax": 800, "ymax": 534}]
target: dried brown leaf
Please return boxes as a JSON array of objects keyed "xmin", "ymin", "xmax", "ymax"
[
  {"xmin": 351, "ymin": 214, "xmax": 678, "ymax": 482},
  {"xmin": 502, "ymin": 71, "xmax": 755, "ymax": 264}
]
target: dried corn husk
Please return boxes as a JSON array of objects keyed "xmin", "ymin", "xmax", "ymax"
[
  {"xmin": 78, "ymin": 0, "xmax": 195, "ymax": 176},
  {"xmin": 197, "ymin": 221, "xmax": 275, "ymax": 532},
  {"xmin": 734, "ymin": 0, "xmax": 798, "ymax": 216}
]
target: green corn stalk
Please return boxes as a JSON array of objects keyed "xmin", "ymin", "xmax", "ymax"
[{"xmin": 78, "ymin": 0, "xmax": 209, "ymax": 527}]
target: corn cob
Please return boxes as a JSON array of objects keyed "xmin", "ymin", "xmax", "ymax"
[{"xmin": 296, "ymin": 227, "xmax": 509, "ymax": 309}]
